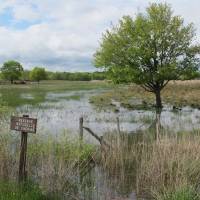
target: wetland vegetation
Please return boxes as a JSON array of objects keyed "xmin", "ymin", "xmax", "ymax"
[
  {"xmin": 0, "ymin": 80, "xmax": 199, "ymax": 199},
  {"xmin": 0, "ymin": 2, "xmax": 200, "ymax": 200},
  {"xmin": 90, "ymin": 80, "xmax": 200, "ymax": 110}
]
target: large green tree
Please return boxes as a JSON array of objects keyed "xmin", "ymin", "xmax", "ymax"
[
  {"xmin": 94, "ymin": 3, "xmax": 200, "ymax": 111},
  {"xmin": 30, "ymin": 67, "xmax": 46, "ymax": 83},
  {"xmin": 1, "ymin": 60, "xmax": 23, "ymax": 84}
]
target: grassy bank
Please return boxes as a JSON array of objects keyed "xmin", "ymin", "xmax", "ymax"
[{"xmin": 90, "ymin": 80, "xmax": 200, "ymax": 110}]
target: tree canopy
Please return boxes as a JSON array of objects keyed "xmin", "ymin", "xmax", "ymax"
[
  {"xmin": 1, "ymin": 60, "xmax": 23, "ymax": 84},
  {"xmin": 94, "ymin": 3, "xmax": 200, "ymax": 109},
  {"xmin": 30, "ymin": 67, "xmax": 47, "ymax": 82}
]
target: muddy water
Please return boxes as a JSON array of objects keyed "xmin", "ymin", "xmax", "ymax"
[{"xmin": 15, "ymin": 89, "xmax": 200, "ymax": 138}]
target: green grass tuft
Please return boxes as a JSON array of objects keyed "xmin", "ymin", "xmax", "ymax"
[
  {"xmin": 0, "ymin": 181, "xmax": 46, "ymax": 200},
  {"xmin": 155, "ymin": 186, "xmax": 200, "ymax": 200}
]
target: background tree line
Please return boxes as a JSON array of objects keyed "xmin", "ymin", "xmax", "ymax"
[
  {"xmin": 46, "ymin": 71, "xmax": 106, "ymax": 81},
  {"xmin": 0, "ymin": 60, "xmax": 106, "ymax": 83},
  {"xmin": 0, "ymin": 58, "xmax": 199, "ymax": 85}
]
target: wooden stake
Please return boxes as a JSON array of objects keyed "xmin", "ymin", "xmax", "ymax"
[
  {"xmin": 116, "ymin": 117, "xmax": 120, "ymax": 134},
  {"xmin": 18, "ymin": 115, "xmax": 29, "ymax": 183},
  {"xmin": 156, "ymin": 112, "xmax": 161, "ymax": 142},
  {"xmin": 79, "ymin": 117, "xmax": 83, "ymax": 146}
]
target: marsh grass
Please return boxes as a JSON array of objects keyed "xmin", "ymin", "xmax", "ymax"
[
  {"xmin": 0, "ymin": 132, "xmax": 97, "ymax": 199},
  {"xmin": 1, "ymin": 128, "xmax": 200, "ymax": 199},
  {"xmin": 60, "ymin": 95, "xmax": 81, "ymax": 101},
  {"xmin": 90, "ymin": 80, "xmax": 200, "ymax": 110},
  {"xmin": 130, "ymin": 115, "xmax": 154, "ymax": 124},
  {"xmin": 0, "ymin": 181, "xmax": 48, "ymax": 200},
  {"xmin": 1, "ymin": 80, "xmax": 200, "ymax": 199},
  {"xmin": 154, "ymin": 186, "xmax": 200, "ymax": 200},
  {"xmin": 100, "ymin": 129, "xmax": 200, "ymax": 199},
  {"xmin": 136, "ymin": 135, "xmax": 200, "ymax": 196}
]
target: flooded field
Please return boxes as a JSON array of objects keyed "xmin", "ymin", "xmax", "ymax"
[
  {"xmin": 12, "ymin": 89, "xmax": 200, "ymax": 138},
  {"xmin": 0, "ymin": 81, "xmax": 200, "ymax": 200}
]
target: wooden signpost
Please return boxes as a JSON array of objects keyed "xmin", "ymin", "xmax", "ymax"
[{"xmin": 10, "ymin": 115, "xmax": 37, "ymax": 183}]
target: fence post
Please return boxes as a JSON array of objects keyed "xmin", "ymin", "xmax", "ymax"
[
  {"xmin": 18, "ymin": 115, "xmax": 29, "ymax": 183},
  {"xmin": 117, "ymin": 117, "xmax": 120, "ymax": 134},
  {"xmin": 79, "ymin": 117, "xmax": 83, "ymax": 147},
  {"xmin": 156, "ymin": 112, "xmax": 161, "ymax": 142}
]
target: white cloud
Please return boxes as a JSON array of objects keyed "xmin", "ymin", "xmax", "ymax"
[
  {"xmin": 12, "ymin": 4, "xmax": 40, "ymax": 22},
  {"xmin": 0, "ymin": 0, "xmax": 199, "ymax": 71}
]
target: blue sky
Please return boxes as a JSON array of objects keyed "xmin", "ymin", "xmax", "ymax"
[{"xmin": 0, "ymin": 0, "xmax": 199, "ymax": 72}]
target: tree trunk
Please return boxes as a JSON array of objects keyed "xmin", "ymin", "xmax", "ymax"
[
  {"xmin": 155, "ymin": 112, "xmax": 161, "ymax": 141},
  {"xmin": 11, "ymin": 79, "xmax": 13, "ymax": 84},
  {"xmin": 155, "ymin": 89, "xmax": 162, "ymax": 112},
  {"xmin": 154, "ymin": 89, "xmax": 162, "ymax": 142}
]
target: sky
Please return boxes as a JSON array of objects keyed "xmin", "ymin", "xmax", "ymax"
[{"xmin": 0, "ymin": 0, "xmax": 199, "ymax": 72}]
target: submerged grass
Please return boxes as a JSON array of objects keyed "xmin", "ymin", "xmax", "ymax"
[{"xmin": 0, "ymin": 80, "xmax": 112, "ymax": 107}]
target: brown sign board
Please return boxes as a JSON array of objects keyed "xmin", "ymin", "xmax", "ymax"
[{"xmin": 10, "ymin": 116, "xmax": 37, "ymax": 133}]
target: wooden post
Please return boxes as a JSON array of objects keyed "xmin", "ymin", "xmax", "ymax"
[
  {"xmin": 79, "ymin": 117, "xmax": 83, "ymax": 147},
  {"xmin": 78, "ymin": 117, "xmax": 83, "ymax": 185},
  {"xmin": 116, "ymin": 117, "xmax": 121, "ymax": 149},
  {"xmin": 18, "ymin": 115, "xmax": 29, "ymax": 183},
  {"xmin": 116, "ymin": 117, "xmax": 120, "ymax": 134},
  {"xmin": 11, "ymin": 114, "xmax": 37, "ymax": 183},
  {"xmin": 156, "ymin": 112, "xmax": 161, "ymax": 142}
]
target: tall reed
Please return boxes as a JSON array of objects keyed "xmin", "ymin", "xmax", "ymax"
[{"xmin": 100, "ymin": 130, "xmax": 200, "ymax": 199}]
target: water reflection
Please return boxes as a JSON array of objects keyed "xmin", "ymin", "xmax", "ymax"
[
  {"xmin": 78, "ymin": 165, "xmax": 137, "ymax": 200},
  {"xmin": 14, "ymin": 90, "xmax": 200, "ymax": 138},
  {"xmin": 2, "ymin": 89, "xmax": 199, "ymax": 199}
]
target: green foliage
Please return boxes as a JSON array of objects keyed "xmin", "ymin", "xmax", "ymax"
[
  {"xmin": 155, "ymin": 186, "xmax": 200, "ymax": 200},
  {"xmin": 22, "ymin": 70, "xmax": 30, "ymax": 80},
  {"xmin": 91, "ymin": 71, "xmax": 106, "ymax": 80},
  {"xmin": 30, "ymin": 67, "xmax": 47, "ymax": 82},
  {"xmin": 0, "ymin": 181, "xmax": 46, "ymax": 200},
  {"xmin": 1, "ymin": 60, "xmax": 23, "ymax": 83},
  {"xmin": 1, "ymin": 69, "xmax": 106, "ymax": 82},
  {"xmin": 94, "ymin": 3, "xmax": 200, "ymax": 93},
  {"xmin": 68, "ymin": 72, "xmax": 91, "ymax": 81},
  {"xmin": 27, "ymin": 134, "xmax": 96, "ymax": 163},
  {"xmin": 0, "ymin": 99, "xmax": 11, "ymax": 116},
  {"xmin": 46, "ymin": 71, "xmax": 106, "ymax": 81}
]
